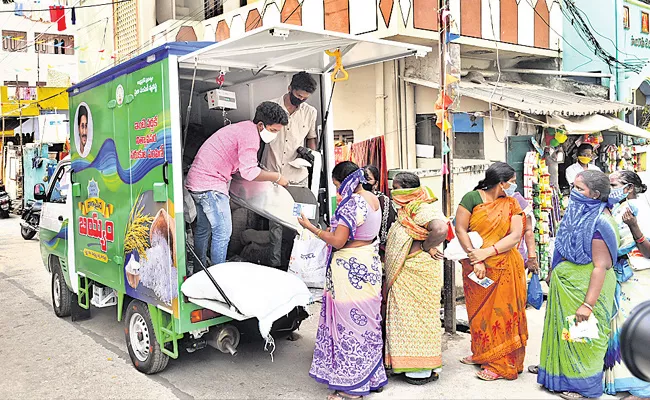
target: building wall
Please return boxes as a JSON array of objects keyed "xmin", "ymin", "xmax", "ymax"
[
  {"xmin": 199, "ymin": 0, "xmax": 561, "ymax": 54},
  {"xmin": 331, "ymin": 65, "xmax": 377, "ymax": 143},
  {"xmin": 74, "ymin": 0, "xmax": 116, "ymax": 81},
  {"xmin": 415, "ymin": 85, "xmax": 507, "ymax": 163},
  {"xmin": 562, "ymin": 0, "xmax": 650, "ymax": 105},
  {"xmin": 0, "ymin": 2, "xmax": 78, "ymax": 86}
]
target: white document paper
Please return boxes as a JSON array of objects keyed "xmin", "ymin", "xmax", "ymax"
[
  {"xmin": 293, "ymin": 203, "xmax": 317, "ymax": 219},
  {"xmin": 468, "ymin": 272, "xmax": 494, "ymax": 288},
  {"xmin": 564, "ymin": 314, "xmax": 599, "ymax": 342}
]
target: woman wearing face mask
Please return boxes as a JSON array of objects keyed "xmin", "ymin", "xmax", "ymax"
[
  {"xmin": 383, "ymin": 172, "xmax": 451, "ymax": 385},
  {"xmin": 363, "ymin": 165, "xmax": 397, "ymax": 256},
  {"xmin": 537, "ymin": 170, "xmax": 618, "ymax": 400},
  {"xmin": 454, "ymin": 162, "xmax": 528, "ymax": 381},
  {"xmin": 604, "ymin": 170, "xmax": 650, "ymax": 400},
  {"xmin": 298, "ymin": 161, "xmax": 387, "ymax": 399}
]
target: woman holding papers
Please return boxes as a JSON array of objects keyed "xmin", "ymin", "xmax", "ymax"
[
  {"xmin": 455, "ymin": 162, "xmax": 528, "ymax": 381},
  {"xmin": 298, "ymin": 161, "xmax": 387, "ymax": 399},
  {"xmin": 537, "ymin": 170, "xmax": 618, "ymax": 399},
  {"xmin": 605, "ymin": 170, "xmax": 650, "ymax": 400}
]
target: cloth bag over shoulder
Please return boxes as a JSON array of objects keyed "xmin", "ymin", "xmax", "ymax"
[{"xmin": 288, "ymin": 228, "xmax": 329, "ymax": 288}]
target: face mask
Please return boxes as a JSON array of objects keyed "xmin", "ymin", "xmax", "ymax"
[
  {"xmin": 362, "ymin": 183, "xmax": 374, "ymax": 192},
  {"xmin": 608, "ymin": 185, "xmax": 629, "ymax": 207},
  {"xmin": 502, "ymin": 182, "xmax": 517, "ymax": 197},
  {"xmin": 289, "ymin": 92, "xmax": 305, "ymax": 107},
  {"xmin": 259, "ymin": 127, "xmax": 277, "ymax": 143},
  {"xmin": 578, "ymin": 156, "xmax": 592, "ymax": 165}
]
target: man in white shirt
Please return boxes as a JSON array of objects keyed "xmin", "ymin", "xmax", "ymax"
[
  {"xmin": 261, "ymin": 72, "xmax": 318, "ymax": 267},
  {"xmin": 565, "ymin": 143, "xmax": 600, "ymax": 185}
]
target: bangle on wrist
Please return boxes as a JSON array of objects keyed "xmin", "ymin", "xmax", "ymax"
[
  {"xmin": 492, "ymin": 245, "xmax": 499, "ymax": 255},
  {"xmin": 421, "ymin": 242, "xmax": 430, "ymax": 253},
  {"xmin": 582, "ymin": 302, "xmax": 593, "ymax": 311},
  {"xmin": 274, "ymin": 173, "xmax": 282, "ymax": 184},
  {"xmin": 635, "ymin": 236, "xmax": 647, "ymax": 244}
]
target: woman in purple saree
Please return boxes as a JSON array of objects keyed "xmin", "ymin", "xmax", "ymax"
[{"xmin": 298, "ymin": 161, "xmax": 387, "ymax": 399}]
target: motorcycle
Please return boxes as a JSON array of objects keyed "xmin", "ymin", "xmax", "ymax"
[
  {"xmin": 20, "ymin": 199, "xmax": 41, "ymax": 240},
  {"xmin": 0, "ymin": 184, "xmax": 11, "ymax": 219}
]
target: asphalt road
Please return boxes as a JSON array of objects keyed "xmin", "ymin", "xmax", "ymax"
[{"xmin": 0, "ymin": 215, "xmax": 619, "ymax": 399}]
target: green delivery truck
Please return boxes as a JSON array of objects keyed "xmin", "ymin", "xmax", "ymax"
[{"xmin": 35, "ymin": 24, "xmax": 429, "ymax": 374}]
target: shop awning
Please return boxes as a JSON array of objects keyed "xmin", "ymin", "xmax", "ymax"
[
  {"xmin": 401, "ymin": 78, "xmax": 639, "ymax": 117},
  {"xmin": 547, "ymin": 114, "xmax": 650, "ymax": 139},
  {"xmin": 459, "ymin": 81, "xmax": 637, "ymax": 117}
]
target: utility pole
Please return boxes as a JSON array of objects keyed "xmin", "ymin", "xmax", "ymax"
[
  {"xmin": 16, "ymin": 75, "xmax": 24, "ymax": 207},
  {"xmin": 439, "ymin": 0, "xmax": 456, "ymax": 334},
  {"xmin": 1, "ymin": 112, "xmax": 5, "ymax": 184}
]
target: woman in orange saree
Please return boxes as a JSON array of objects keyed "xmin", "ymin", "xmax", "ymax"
[{"xmin": 455, "ymin": 162, "xmax": 528, "ymax": 381}]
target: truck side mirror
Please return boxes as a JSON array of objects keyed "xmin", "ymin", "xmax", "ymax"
[{"xmin": 34, "ymin": 183, "xmax": 46, "ymax": 201}]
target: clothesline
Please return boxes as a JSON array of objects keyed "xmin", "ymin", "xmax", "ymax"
[{"xmin": 0, "ymin": 0, "xmax": 130, "ymax": 12}]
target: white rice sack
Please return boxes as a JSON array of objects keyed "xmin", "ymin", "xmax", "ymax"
[
  {"xmin": 181, "ymin": 262, "xmax": 313, "ymax": 340},
  {"xmin": 139, "ymin": 233, "xmax": 178, "ymax": 305}
]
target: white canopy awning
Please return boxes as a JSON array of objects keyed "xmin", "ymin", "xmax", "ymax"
[
  {"xmin": 179, "ymin": 24, "xmax": 431, "ymax": 74},
  {"xmin": 546, "ymin": 115, "xmax": 650, "ymax": 139}
]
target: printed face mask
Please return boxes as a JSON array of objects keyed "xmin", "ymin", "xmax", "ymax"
[
  {"xmin": 608, "ymin": 185, "xmax": 630, "ymax": 206},
  {"xmin": 259, "ymin": 127, "xmax": 278, "ymax": 143},
  {"xmin": 578, "ymin": 156, "xmax": 592, "ymax": 165},
  {"xmin": 503, "ymin": 182, "xmax": 517, "ymax": 197}
]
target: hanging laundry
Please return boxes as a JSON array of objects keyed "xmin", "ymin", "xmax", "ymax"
[
  {"xmin": 350, "ymin": 136, "xmax": 390, "ymax": 195},
  {"xmin": 55, "ymin": 5, "xmax": 66, "ymax": 31},
  {"xmin": 71, "ymin": 6, "xmax": 76, "ymax": 24},
  {"xmin": 14, "ymin": 0, "xmax": 24, "ymax": 16},
  {"xmin": 48, "ymin": 4, "xmax": 56, "ymax": 21},
  {"xmin": 23, "ymin": 0, "xmax": 33, "ymax": 20}
]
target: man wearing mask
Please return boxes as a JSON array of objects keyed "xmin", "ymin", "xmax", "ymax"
[
  {"xmin": 565, "ymin": 143, "xmax": 600, "ymax": 185},
  {"xmin": 186, "ymin": 101, "xmax": 289, "ymax": 267},
  {"xmin": 262, "ymin": 71, "xmax": 318, "ymax": 268}
]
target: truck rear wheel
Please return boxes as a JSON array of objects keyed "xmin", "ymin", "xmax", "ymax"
[
  {"xmin": 51, "ymin": 259, "xmax": 72, "ymax": 317},
  {"xmin": 124, "ymin": 300, "xmax": 169, "ymax": 374}
]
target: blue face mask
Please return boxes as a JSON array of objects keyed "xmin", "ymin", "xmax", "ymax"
[
  {"xmin": 608, "ymin": 185, "xmax": 629, "ymax": 207},
  {"xmin": 503, "ymin": 182, "xmax": 517, "ymax": 197}
]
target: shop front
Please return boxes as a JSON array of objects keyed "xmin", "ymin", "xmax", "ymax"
[{"xmin": 461, "ymin": 82, "xmax": 650, "ymax": 279}]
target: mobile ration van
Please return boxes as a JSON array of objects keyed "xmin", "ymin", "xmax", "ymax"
[{"xmin": 35, "ymin": 25, "xmax": 430, "ymax": 374}]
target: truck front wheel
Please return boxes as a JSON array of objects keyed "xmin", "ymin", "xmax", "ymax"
[
  {"xmin": 51, "ymin": 260, "xmax": 72, "ymax": 317},
  {"xmin": 124, "ymin": 300, "xmax": 169, "ymax": 374}
]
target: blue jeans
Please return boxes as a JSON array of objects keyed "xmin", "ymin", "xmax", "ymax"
[{"xmin": 190, "ymin": 190, "xmax": 232, "ymax": 266}]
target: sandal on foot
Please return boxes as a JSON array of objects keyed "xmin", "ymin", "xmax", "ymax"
[
  {"xmin": 405, "ymin": 372, "xmax": 439, "ymax": 385},
  {"xmin": 327, "ymin": 392, "xmax": 363, "ymax": 400},
  {"xmin": 528, "ymin": 365, "xmax": 539, "ymax": 374},
  {"xmin": 460, "ymin": 356, "xmax": 480, "ymax": 365},
  {"xmin": 559, "ymin": 392, "xmax": 584, "ymax": 400},
  {"xmin": 476, "ymin": 369, "xmax": 503, "ymax": 381}
]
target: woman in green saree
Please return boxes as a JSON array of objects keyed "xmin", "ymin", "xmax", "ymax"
[{"xmin": 537, "ymin": 171, "xmax": 619, "ymax": 399}]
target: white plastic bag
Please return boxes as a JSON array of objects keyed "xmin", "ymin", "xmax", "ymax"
[
  {"xmin": 288, "ymin": 229, "xmax": 329, "ymax": 288},
  {"xmin": 444, "ymin": 231, "xmax": 484, "ymax": 261}
]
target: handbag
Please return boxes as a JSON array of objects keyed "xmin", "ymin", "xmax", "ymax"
[
  {"xmin": 527, "ymin": 273, "xmax": 544, "ymax": 310},
  {"xmin": 288, "ymin": 229, "xmax": 329, "ymax": 288}
]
